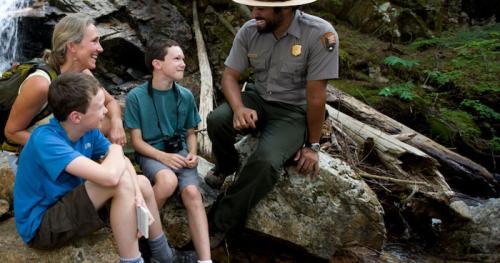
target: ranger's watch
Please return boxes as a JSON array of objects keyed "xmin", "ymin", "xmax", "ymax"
[{"xmin": 306, "ymin": 142, "xmax": 321, "ymax": 152}]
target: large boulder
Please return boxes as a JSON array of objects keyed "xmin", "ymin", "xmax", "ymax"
[
  {"xmin": 246, "ymin": 152, "xmax": 385, "ymax": 259},
  {"xmin": 0, "ymin": 218, "xmax": 118, "ymax": 262},
  {"xmin": 163, "ymin": 136, "xmax": 386, "ymax": 259},
  {"xmin": 239, "ymin": 136, "xmax": 386, "ymax": 259}
]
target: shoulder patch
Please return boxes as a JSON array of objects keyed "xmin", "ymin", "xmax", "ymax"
[{"xmin": 320, "ymin": 32, "xmax": 336, "ymax": 52}]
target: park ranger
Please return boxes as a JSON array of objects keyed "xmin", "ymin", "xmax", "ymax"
[{"xmin": 205, "ymin": 0, "xmax": 339, "ymax": 245}]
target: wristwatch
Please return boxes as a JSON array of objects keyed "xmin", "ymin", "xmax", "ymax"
[{"xmin": 306, "ymin": 142, "xmax": 321, "ymax": 152}]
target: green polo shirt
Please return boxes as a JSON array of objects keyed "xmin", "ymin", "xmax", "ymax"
[{"xmin": 225, "ymin": 10, "xmax": 339, "ymax": 105}]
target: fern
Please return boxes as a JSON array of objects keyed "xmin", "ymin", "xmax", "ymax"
[
  {"xmin": 460, "ymin": 99, "xmax": 500, "ymax": 120},
  {"xmin": 379, "ymin": 81, "xmax": 415, "ymax": 100},
  {"xmin": 384, "ymin": 56, "xmax": 420, "ymax": 69},
  {"xmin": 424, "ymin": 70, "xmax": 462, "ymax": 86}
]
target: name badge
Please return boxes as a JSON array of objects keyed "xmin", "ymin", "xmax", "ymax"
[
  {"xmin": 291, "ymin": 44, "xmax": 302, "ymax": 56},
  {"xmin": 247, "ymin": 53, "xmax": 258, "ymax": 59}
]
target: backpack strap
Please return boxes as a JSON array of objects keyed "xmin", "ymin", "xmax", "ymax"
[
  {"xmin": 28, "ymin": 63, "xmax": 57, "ymax": 126},
  {"xmin": 36, "ymin": 63, "xmax": 58, "ymax": 82}
]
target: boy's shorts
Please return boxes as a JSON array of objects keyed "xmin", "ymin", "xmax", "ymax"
[
  {"xmin": 29, "ymin": 184, "xmax": 108, "ymax": 249},
  {"xmin": 137, "ymin": 149, "xmax": 199, "ymax": 193}
]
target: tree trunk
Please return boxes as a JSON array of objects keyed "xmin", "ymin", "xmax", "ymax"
[{"xmin": 193, "ymin": 0, "xmax": 213, "ymax": 157}]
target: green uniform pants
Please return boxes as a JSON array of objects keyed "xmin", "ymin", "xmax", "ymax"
[{"xmin": 207, "ymin": 88, "xmax": 307, "ymax": 232}]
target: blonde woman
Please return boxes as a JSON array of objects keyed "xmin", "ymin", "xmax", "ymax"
[{"xmin": 4, "ymin": 14, "xmax": 126, "ymax": 151}]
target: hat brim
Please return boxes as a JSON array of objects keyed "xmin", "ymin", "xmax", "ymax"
[{"xmin": 232, "ymin": 0, "xmax": 317, "ymax": 7}]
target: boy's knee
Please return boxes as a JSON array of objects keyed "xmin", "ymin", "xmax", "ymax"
[
  {"xmin": 155, "ymin": 170, "xmax": 178, "ymax": 187},
  {"xmin": 115, "ymin": 172, "xmax": 135, "ymax": 195},
  {"xmin": 137, "ymin": 175, "xmax": 154, "ymax": 195},
  {"xmin": 181, "ymin": 185, "xmax": 202, "ymax": 202}
]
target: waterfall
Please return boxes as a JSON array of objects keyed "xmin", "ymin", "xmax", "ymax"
[{"xmin": 0, "ymin": 0, "xmax": 30, "ymax": 73}]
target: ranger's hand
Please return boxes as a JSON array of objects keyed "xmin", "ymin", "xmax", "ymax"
[
  {"xmin": 233, "ymin": 106, "xmax": 258, "ymax": 130},
  {"xmin": 294, "ymin": 147, "xmax": 320, "ymax": 178}
]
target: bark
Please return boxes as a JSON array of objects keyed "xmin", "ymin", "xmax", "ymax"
[
  {"xmin": 193, "ymin": 0, "xmax": 213, "ymax": 157},
  {"xmin": 326, "ymin": 104, "xmax": 471, "ymax": 221},
  {"xmin": 327, "ymin": 85, "xmax": 498, "ymax": 197}
]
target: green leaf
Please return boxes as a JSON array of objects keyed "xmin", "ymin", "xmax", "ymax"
[{"xmin": 384, "ymin": 56, "xmax": 420, "ymax": 69}]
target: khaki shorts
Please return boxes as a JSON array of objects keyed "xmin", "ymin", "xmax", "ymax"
[{"xmin": 29, "ymin": 184, "xmax": 109, "ymax": 249}]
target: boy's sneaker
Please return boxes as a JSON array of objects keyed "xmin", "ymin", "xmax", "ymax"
[
  {"xmin": 204, "ymin": 168, "xmax": 229, "ymax": 189},
  {"xmin": 149, "ymin": 248, "xmax": 197, "ymax": 263}
]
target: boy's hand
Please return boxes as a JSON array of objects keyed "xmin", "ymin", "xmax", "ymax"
[
  {"xmin": 186, "ymin": 153, "xmax": 198, "ymax": 168},
  {"xmin": 158, "ymin": 152, "xmax": 187, "ymax": 170}
]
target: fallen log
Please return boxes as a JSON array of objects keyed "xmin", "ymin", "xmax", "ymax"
[
  {"xmin": 193, "ymin": 0, "xmax": 213, "ymax": 157},
  {"xmin": 326, "ymin": 85, "xmax": 497, "ymax": 197},
  {"xmin": 326, "ymin": 104, "xmax": 471, "ymax": 221}
]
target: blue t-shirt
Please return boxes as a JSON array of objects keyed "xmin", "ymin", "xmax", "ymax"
[
  {"xmin": 124, "ymin": 82, "xmax": 201, "ymax": 151},
  {"xmin": 13, "ymin": 118, "xmax": 111, "ymax": 244}
]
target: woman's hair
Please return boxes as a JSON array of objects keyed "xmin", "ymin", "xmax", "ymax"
[
  {"xmin": 43, "ymin": 14, "xmax": 95, "ymax": 69},
  {"xmin": 144, "ymin": 39, "xmax": 180, "ymax": 73}
]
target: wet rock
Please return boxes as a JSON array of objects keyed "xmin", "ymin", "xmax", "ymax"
[
  {"xmin": 127, "ymin": 0, "xmax": 192, "ymax": 47},
  {"xmin": 0, "ymin": 200, "xmax": 8, "ymax": 218},
  {"xmin": 50, "ymin": 0, "xmax": 127, "ymax": 19},
  {"xmin": 0, "ymin": 156, "xmax": 15, "ymax": 205},
  {"xmin": 439, "ymin": 198, "xmax": 500, "ymax": 262},
  {"xmin": 0, "ymin": 218, "xmax": 118, "ymax": 262}
]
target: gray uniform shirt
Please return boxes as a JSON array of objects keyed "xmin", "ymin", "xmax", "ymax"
[{"xmin": 225, "ymin": 10, "xmax": 339, "ymax": 105}]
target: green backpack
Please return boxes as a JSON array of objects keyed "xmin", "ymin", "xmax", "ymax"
[{"xmin": 0, "ymin": 59, "xmax": 58, "ymax": 149}]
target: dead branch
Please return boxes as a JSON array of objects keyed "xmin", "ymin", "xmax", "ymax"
[{"xmin": 193, "ymin": 0, "xmax": 213, "ymax": 157}]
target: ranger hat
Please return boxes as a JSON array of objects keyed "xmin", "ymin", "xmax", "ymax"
[{"xmin": 233, "ymin": 0, "xmax": 317, "ymax": 7}]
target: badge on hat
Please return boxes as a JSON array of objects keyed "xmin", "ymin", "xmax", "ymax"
[
  {"xmin": 291, "ymin": 44, "xmax": 302, "ymax": 56},
  {"xmin": 321, "ymin": 32, "xmax": 336, "ymax": 52}
]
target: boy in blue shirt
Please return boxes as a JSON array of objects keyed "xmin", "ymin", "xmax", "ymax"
[
  {"xmin": 124, "ymin": 40, "xmax": 211, "ymax": 262},
  {"xmin": 14, "ymin": 72, "xmax": 174, "ymax": 263}
]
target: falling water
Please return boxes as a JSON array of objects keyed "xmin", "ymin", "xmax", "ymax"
[{"xmin": 0, "ymin": 0, "xmax": 30, "ymax": 73}]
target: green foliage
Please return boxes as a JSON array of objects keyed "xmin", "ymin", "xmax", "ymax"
[
  {"xmin": 384, "ymin": 56, "xmax": 420, "ymax": 69},
  {"xmin": 491, "ymin": 137, "xmax": 500, "ymax": 153},
  {"xmin": 410, "ymin": 23, "xmax": 500, "ymax": 49},
  {"xmin": 379, "ymin": 81, "xmax": 415, "ymax": 100},
  {"xmin": 424, "ymin": 70, "xmax": 462, "ymax": 86},
  {"xmin": 460, "ymin": 99, "xmax": 500, "ymax": 120},
  {"xmin": 440, "ymin": 108, "xmax": 481, "ymax": 138},
  {"xmin": 409, "ymin": 38, "xmax": 442, "ymax": 49}
]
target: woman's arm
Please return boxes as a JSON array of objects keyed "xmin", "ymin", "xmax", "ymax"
[
  {"xmin": 102, "ymin": 88, "xmax": 127, "ymax": 145},
  {"xmin": 5, "ymin": 76, "xmax": 50, "ymax": 145}
]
